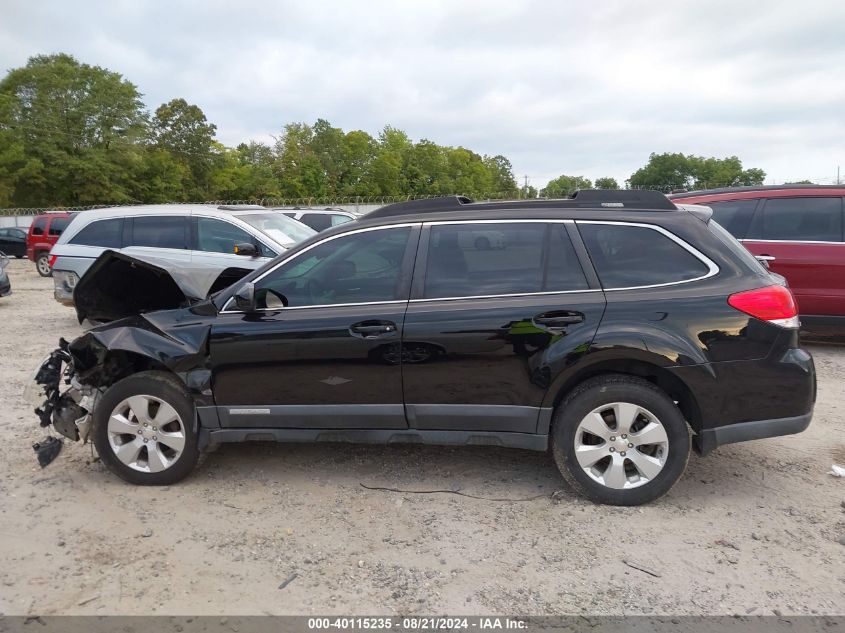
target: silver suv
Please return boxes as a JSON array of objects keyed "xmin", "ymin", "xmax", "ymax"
[{"xmin": 49, "ymin": 204, "xmax": 315, "ymax": 305}]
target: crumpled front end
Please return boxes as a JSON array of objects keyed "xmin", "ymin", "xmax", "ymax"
[
  {"xmin": 28, "ymin": 338, "xmax": 104, "ymax": 445},
  {"xmin": 28, "ymin": 307, "xmax": 216, "ymax": 466}
]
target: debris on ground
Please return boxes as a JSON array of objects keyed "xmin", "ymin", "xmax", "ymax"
[
  {"xmin": 32, "ymin": 436, "xmax": 62, "ymax": 468},
  {"xmin": 829, "ymin": 464, "xmax": 845, "ymax": 478},
  {"xmin": 622, "ymin": 559, "xmax": 661, "ymax": 578},
  {"xmin": 278, "ymin": 573, "xmax": 298, "ymax": 590}
]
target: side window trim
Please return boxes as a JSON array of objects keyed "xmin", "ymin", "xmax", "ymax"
[
  {"xmin": 575, "ymin": 220, "xmax": 719, "ymax": 291},
  {"xmin": 220, "ymin": 223, "xmax": 421, "ymax": 313},
  {"xmin": 409, "ymin": 219, "xmax": 601, "ymax": 302}
]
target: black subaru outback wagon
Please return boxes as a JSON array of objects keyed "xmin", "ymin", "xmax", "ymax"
[{"xmin": 32, "ymin": 191, "xmax": 815, "ymax": 505}]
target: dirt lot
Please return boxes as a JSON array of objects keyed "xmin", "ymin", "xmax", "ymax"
[{"xmin": 0, "ymin": 258, "xmax": 843, "ymax": 616}]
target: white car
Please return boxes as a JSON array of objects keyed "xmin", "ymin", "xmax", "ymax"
[
  {"xmin": 49, "ymin": 204, "xmax": 316, "ymax": 306},
  {"xmin": 276, "ymin": 207, "xmax": 361, "ymax": 232}
]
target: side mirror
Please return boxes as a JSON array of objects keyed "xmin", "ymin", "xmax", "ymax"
[
  {"xmin": 233, "ymin": 282, "xmax": 257, "ymax": 312},
  {"xmin": 234, "ymin": 242, "xmax": 258, "ymax": 257}
]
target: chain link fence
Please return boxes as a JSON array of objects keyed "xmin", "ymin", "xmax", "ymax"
[{"xmin": 1, "ymin": 181, "xmax": 841, "ymax": 217}]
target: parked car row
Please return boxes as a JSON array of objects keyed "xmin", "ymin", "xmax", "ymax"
[
  {"xmin": 30, "ymin": 190, "xmax": 816, "ymax": 506},
  {"xmin": 47, "ymin": 205, "xmax": 316, "ymax": 306}
]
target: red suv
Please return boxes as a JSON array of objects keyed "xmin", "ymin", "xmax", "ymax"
[
  {"xmin": 26, "ymin": 212, "xmax": 75, "ymax": 277},
  {"xmin": 670, "ymin": 186, "xmax": 845, "ymax": 327}
]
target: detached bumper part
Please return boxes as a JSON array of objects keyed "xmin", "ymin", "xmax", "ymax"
[
  {"xmin": 33, "ymin": 436, "xmax": 63, "ymax": 468},
  {"xmin": 694, "ymin": 412, "xmax": 812, "ymax": 455}
]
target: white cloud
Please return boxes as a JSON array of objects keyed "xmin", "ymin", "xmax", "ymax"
[{"xmin": 2, "ymin": 0, "xmax": 844, "ymax": 188}]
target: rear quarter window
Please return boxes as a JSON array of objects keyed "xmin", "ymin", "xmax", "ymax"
[
  {"xmin": 31, "ymin": 217, "xmax": 47, "ymax": 236},
  {"xmin": 702, "ymin": 199, "xmax": 757, "ymax": 238},
  {"xmin": 69, "ymin": 218, "xmax": 124, "ymax": 248},
  {"xmin": 579, "ymin": 222, "xmax": 712, "ymax": 289}
]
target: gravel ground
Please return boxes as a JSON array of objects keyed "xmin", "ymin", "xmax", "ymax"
[{"xmin": 0, "ymin": 258, "xmax": 843, "ymax": 616}]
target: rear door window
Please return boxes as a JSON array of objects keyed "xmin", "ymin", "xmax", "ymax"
[
  {"xmin": 69, "ymin": 218, "xmax": 124, "ymax": 248},
  {"xmin": 128, "ymin": 216, "xmax": 189, "ymax": 249},
  {"xmin": 31, "ymin": 217, "xmax": 47, "ymax": 236},
  {"xmin": 747, "ymin": 197, "xmax": 843, "ymax": 242},
  {"xmin": 422, "ymin": 223, "xmax": 588, "ymax": 299},
  {"xmin": 579, "ymin": 223, "xmax": 711, "ymax": 289},
  {"xmin": 703, "ymin": 199, "xmax": 757, "ymax": 238},
  {"xmin": 48, "ymin": 217, "xmax": 71, "ymax": 236}
]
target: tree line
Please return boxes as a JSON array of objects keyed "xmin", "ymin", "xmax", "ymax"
[{"xmin": 0, "ymin": 54, "xmax": 768, "ymax": 208}]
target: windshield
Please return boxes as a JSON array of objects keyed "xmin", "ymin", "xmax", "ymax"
[{"xmin": 237, "ymin": 212, "xmax": 316, "ymax": 247}]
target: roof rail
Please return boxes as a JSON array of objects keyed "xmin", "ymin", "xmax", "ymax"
[
  {"xmin": 366, "ymin": 196, "xmax": 473, "ymax": 218},
  {"xmin": 217, "ymin": 204, "xmax": 266, "ymax": 211},
  {"xmin": 566, "ymin": 189, "xmax": 677, "ymax": 210}
]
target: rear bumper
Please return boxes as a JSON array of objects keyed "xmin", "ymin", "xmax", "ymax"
[{"xmin": 694, "ymin": 411, "xmax": 812, "ymax": 455}]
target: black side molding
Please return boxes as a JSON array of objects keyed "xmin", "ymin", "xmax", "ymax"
[
  {"xmin": 694, "ymin": 412, "xmax": 812, "ymax": 455},
  {"xmin": 199, "ymin": 427, "xmax": 548, "ymax": 452}
]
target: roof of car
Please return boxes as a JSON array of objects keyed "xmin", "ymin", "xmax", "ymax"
[
  {"xmin": 68, "ymin": 204, "xmax": 279, "ymax": 220},
  {"xmin": 669, "ymin": 184, "xmax": 845, "ymax": 198},
  {"xmin": 364, "ymin": 191, "xmax": 678, "ymax": 221}
]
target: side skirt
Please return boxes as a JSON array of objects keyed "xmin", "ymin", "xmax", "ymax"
[{"xmin": 199, "ymin": 427, "xmax": 549, "ymax": 452}]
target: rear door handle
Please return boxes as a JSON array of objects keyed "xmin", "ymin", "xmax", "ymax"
[
  {"xmin": 350, "ymin": 320, "xmax": 397, "ymax": 338},
  {"xmin": 533, "ymin": 312, "xmax": 585, "ymax": 328}
]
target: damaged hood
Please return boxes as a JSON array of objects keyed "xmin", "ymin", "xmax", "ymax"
[{"xmin": 74, "ymin": 250, "xmax": 251, "ymax": 323}]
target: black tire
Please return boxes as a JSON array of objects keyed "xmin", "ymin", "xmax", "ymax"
[
  {"xmin": 92, "ymin": 371, "xmax": 199, "ymax": 485},
  {"xmin": 15, "ymin": 254, "xmax": 23, "ymax": 259},
  {"xmin": 550, "ymin": 374, "xmax": 690, "ymax": 506},
  {"xmin": 36, "ymin": 252, "xmax": 51, "ymax": 277},
  {"xmin": 474, "ymin": 236, "xmax": 491, "ymax": 250}
]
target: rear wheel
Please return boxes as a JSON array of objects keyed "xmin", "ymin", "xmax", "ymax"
[
  {"xmin": 36, "ymin": 252, "xmax": 51, "ymax": 277},
  {"xmin": 474, "ymin": 236, "xmax": 491, "ymax": 250},
  {"xmin": 551, "ymin": 375, "xmax": 690, "ymax": 505},
  {"xmin": 92, "ymin": 371, "xmax": 199, "ymax": 485}
]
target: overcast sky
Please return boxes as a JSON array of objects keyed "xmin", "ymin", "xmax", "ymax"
[{"xmin": 3, "ymin": 0, "xmax": 844, "ymax": 189}]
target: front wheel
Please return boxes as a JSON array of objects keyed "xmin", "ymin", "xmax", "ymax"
[
  {"xmin": 36, "ymin": 252, "xmax": 51, "ymax": 277},
  {"xmin": 92, "ymin": 371, "xmax": 199, "ymax": 485},
  {"xmin": 551, "ymin": 375, "xmax": 690, "ymax": 505}
]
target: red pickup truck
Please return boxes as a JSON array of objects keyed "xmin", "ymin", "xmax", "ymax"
[{"xmin": 670, "ymin": 186, "xmax": 845, "ymax": 326}]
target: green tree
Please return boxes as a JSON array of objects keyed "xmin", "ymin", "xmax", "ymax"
[
  {"xmin": 594, "ymin": 176, "xmax": 619, "ymax": 189},
  {"xmin": 627, "ymin": 153, "xmax": 766, "ymax": 191},
  {"xmin": 151, "ymin": 98, "xmax": 217, "ymax": 198},
  {"xmin": 540, "ymin": 175, "xmax": 592, "ymax": 198},
  {"xmin": 0, "ymin": 53, "xmax": 147, "ymax": 205},
  {"xmin": 483, "ymin": 155, "xmax": 518, "ymax": 197}
]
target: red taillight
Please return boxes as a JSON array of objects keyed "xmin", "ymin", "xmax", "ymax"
[
  {"xmin": 48, "ymin": 255, "xmax": 57, "ymax": 268},
  {"xmin": 728, "ymin": 285, "xmax": 798, "ymax": 326}
]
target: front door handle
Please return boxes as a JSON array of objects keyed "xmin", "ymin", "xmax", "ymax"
[
  {"xmin": 533, "ymin": 311, "xmax": 585, "ymax": 328},
  {"xmin": 350, "ymin": 320, "xmax": 397, "ymax": 339}
]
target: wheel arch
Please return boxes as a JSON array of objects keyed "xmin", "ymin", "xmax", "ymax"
[{"xmin": 543, "ymin": 357, "xmax": 703, "ymax": 434}]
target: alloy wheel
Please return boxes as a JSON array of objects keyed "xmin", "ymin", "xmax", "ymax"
[
  {"xmin": 574, "ymin": 402, "xmax": 669, "ymax": 489},
  {"xmin": 36, "ymin": 255, "xmax": 51, "ymax": 276},
  {"xmin": 106, "ymin": 395, "xmax": 186, "ymax": 473}
]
